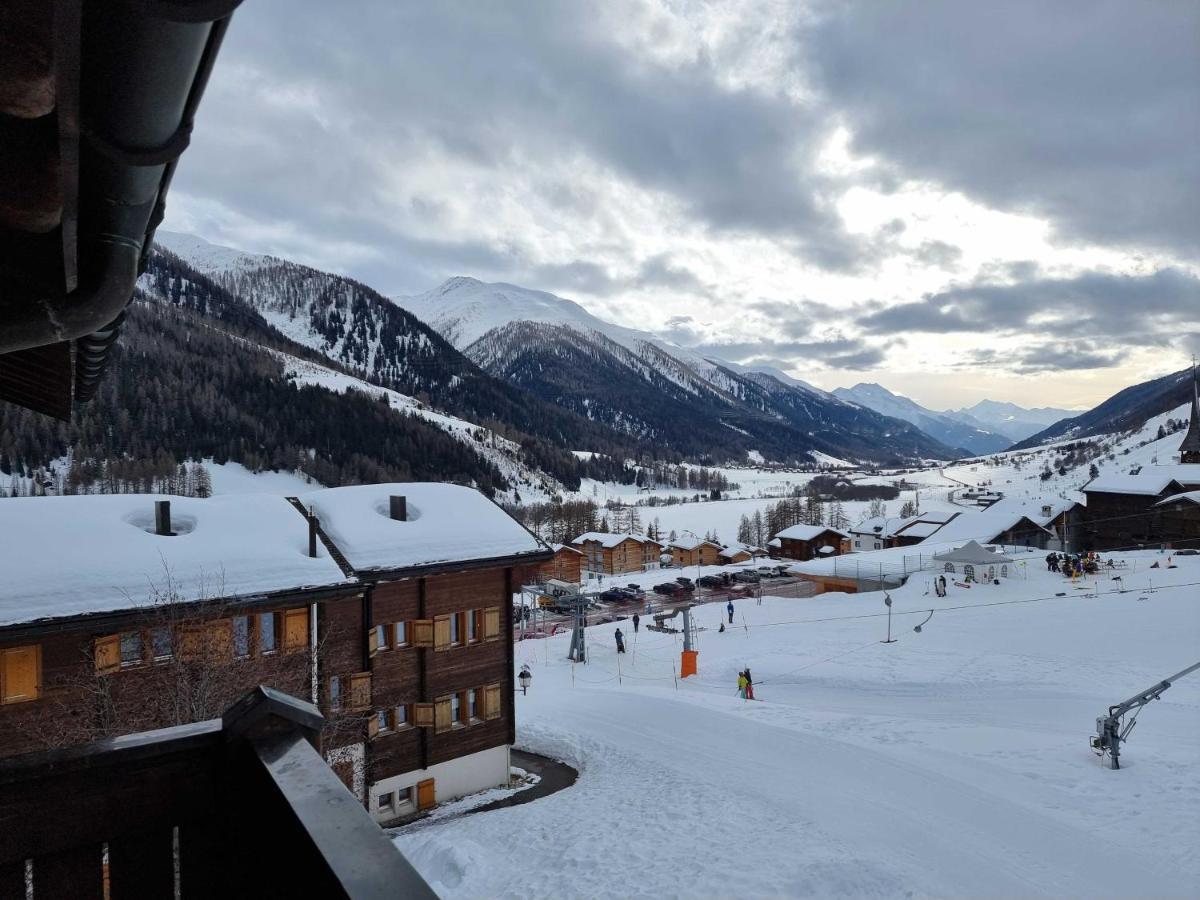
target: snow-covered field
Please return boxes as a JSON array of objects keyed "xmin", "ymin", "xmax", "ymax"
[{"xmin": 396, "ymin": 553, "xmax": 1200, "ymax": 898}]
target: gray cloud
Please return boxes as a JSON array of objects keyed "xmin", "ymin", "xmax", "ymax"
[
  {"xmin": 698, "ymin": 335, "xmax": 888, "ymax": 371},
  {"xmin": 860, "ymin": 267, "xmax": 1200, "ymax": 339},
  {"xmin": 802, "ymin": 1, "xmax": 1200, "ymax": 258}
]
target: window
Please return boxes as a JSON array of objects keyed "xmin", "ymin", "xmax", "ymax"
[
  {"xmin": 1, "ymin": 645, "xmax": 40, "ymax": 704},
  {"xmin": 449, "ymin": 613, "xmax": 461, "ymax": 646},
  {"xmin": 450, "ymin": 692, "xmax": 462, "ymax": 726},
  {"xmin": 258, "ymin": 612, "xmax": 278, "ymax": 654},
  {"xmin": 395, "ymin": 703, "xmax": 410, "ymax": 728},
  {"xmin": 467, "ymin": 688, "xmax": 478, "ymax": 721},
  {"xmin": 233, "ymin": 616, "xmax": 251, "ymax": 658},
  {"xmin": 396, "ymin": 786, "xmax": 414, "ymax": 808},
  {"xmin": 466, "ymin": 609, "xmax": 478, "ymax": 643},
  {"xmin": 370, "ymin": 707, "xmax": 392, "ymax": 739},
  {"xmin": 375, "ymin": 624, "xmax": 389, "ymax": 652},
  {"xmin": 394, "ymin": 621, "xmax": 408, "ymax": 647},
  {"xmin": 377, "ymin": 792, "xmax": 394, "ymax": 814},
  {"xmin": 120, "ymin": 632, "xmax": 143, "ymax": 668},
  {"xmin": 329, "ymin": 675, "xmax": 342, "ymax": 711},
  {"xmin": 283, "ymin": 608, "xmax": 309, "ymax": 652},
  {"xmin": 150, "ymin": 626, "xmax": 173, "ymax": 662}
]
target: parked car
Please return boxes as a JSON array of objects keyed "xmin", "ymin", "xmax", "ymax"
[
  {"xmin": 653, "ymin": 582, "xmax": 687, "ymax": 596},
  {"xmin": 697, "ymin": 575, "xmax": 725, "ymax": 588},
  {"xmin": 733, "ymin": 570, "xmax": 760, "ymax": 584},
  {"xmin": 599, "ymin": 588, "xmax": 629, "ymax": 604},
  {"xmin": 675, "ymin": 577, "xmax": 695, "ymax": 589}
]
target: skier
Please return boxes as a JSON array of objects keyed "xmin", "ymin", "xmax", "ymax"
[
  {"xmin": 744, "ymin": 667, "xmax": 755, "ymax": 700},
  {"xmin": 726, "ymin": 599, "xmax": 735, "ymax": 624},
  {"xmin": 737, "ymin": 670, "xmax": 748, "ymax": 699},
  {"xmin": 632, "ymin": 613, "xmax": 640, "ymax": 634},
  {"xmin": 614, "ymin": 627, "xmax": 626, "ymax": 654}
]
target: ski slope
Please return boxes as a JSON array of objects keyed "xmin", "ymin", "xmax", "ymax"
[{"xmin": 395, "ymin": 553, "xmax": 1200, "ymax": 898}]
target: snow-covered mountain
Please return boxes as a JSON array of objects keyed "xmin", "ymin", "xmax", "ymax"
[
  {"xmin": 945, "ymin": 399, "xmax": 1074, "ymax": 443},
  {"xmin": 396, "ymin": 277, "xmax": 957, "ymax": 465},
  {"xmin": 833, "ymin": 383, "xmax": 1011, "ymax": 456}
]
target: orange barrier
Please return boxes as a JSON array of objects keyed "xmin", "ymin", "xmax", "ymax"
[{"xmin": 680, "ymin": 649, "xmax": 698, "ymax": 678}]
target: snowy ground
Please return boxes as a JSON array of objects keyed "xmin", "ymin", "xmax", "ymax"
[{"xmin": 395, "ymin": 552, "xmax": 1200, "ymax": 898}]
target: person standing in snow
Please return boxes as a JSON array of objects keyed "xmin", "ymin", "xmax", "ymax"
[
  {"xmin": 727, "ymin": 599, "xmax": 735, "ymax": 624},
  {"xmin": 744, "ymin": 667, "xmax": 755, "ymax": 700},
  {"xmin": 614, "ymin": 627, "xmax": 626, "ymax": 654},
  {"xmin": 632, "ymin": 613, "xmax": 640, "ymax": 634},
  {"xmin": 737, "ymin": 670, "xmax": 748, "ymax": 699}
]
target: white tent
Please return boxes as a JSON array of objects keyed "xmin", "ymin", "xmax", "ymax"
[{"xmin": 932, "ymin": 540, "xmax": 1014, "ymax": 566}]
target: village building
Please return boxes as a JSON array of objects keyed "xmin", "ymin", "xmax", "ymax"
[
  {"xmin": 666, "ymin": 537, "xmax": 723, "ymax": 568},
  {"xmin": 0, "ymin": 483, "xmax": 550, "ymax": 826},
  {"xmin": 571, "ymin": 532, "xmax": 663, "ymax": 576},
  {"xmin": 766, "ymin": 537, "xmax": 783, "ymax": 559},
  {"xmin": 1153, "ymin": 491, "xmax": 1200, "ymax": 549},
  {"xmin": 1079, "ymin": 375, "xmax": 1200, "ymax": 550},
  {"xmin": 719, "ymin": 544, "xmax": 765, "ymax": 565},
  {"xmin": 534, "ymin": 543, "xmax": 584, "ymax": 584},
  {"xmin": 772, "ymin": 524, "xmax": 850, "ymax": 561}
]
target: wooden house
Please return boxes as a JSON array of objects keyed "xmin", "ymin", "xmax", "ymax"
[
  {"xmin": 534, "ymin": 544, "xmax": 584, "ymax": 584},
  {"xmin": 719, "ymin": 545, "xmax": 764, "ymax": 565},
  {"xmin": 666, "ymin": 537, "xmax": 722, "ymax": 568},
  {"xmin": 571, "ymin": 532, "xmax": 662, "ymax": 576},
  {"xmin": 773, "ymin": 525, "xmax": 850, "ymax": 562},
  {"xmin": 0, "ymin": 484, "xmax": 551, "ymax": 826},
  {"xmin": 1153, "ymin": 491, "xmax": 1200, "ymax": 549},
  {"xmin": 1081, "ymin": 466, "xmax": 1200, "ymax": 550}
]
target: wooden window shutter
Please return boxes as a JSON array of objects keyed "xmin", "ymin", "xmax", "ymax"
[
  {"xmin": 416, "ymin": 778, "xmax": 436, "ymax": 810},
  {"xmin": 483, "ymin": 607, "xmax": 501, "ymax": 641},
  {"xmin": 367, "ymin": 712, "xmax": 380, "ymax": 739},
  {"xmin": 433, "ymin": 696, "xmax": 452, "ymax": 733},
  {"xmin": 433, "ymin": 615, "xmax": 452, "ymax": 651},
  {"xmin": 411, "ymin": 619, "xmax": 433, "ymax": 648},
  {"xmin": 413, "ymin": 702, "xmax": 435, "ymax": 728},
  {"xmin": 484, "ymin": 682, "xmax": 502, "ymax": 720},
  {"xmin": 283, "ymin": 608, "xmax": 309, "ymax": 652},
  {"xmin": 2, "ymin": 646, "xmax": 40, "ymax": 703},
  {"xmin": 207, "ymin": 619, "xmax": 233, "ymax": 659},
  {"xmin": 349, "ymin": 672, "xmax": 372, "ymax": 711},
  {"xmin": 367, "ymin": 624, "xmax": 380, "ymax": 657},
  {"xmin": 94, "ymin": 635, "xmax": 121, "ymax": 674}
]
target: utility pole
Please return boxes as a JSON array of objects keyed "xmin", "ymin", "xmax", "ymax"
[
  {"xmin": 567, "ymin": 597, "xmax": 588, "ymax": 663},
  {"xmin": 881, "ymin": 592, "xmax": 897, "ymax": 643}
]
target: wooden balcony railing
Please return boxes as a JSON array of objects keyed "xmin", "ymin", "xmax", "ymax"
[{"xmin": 0, "ymin": 686, "xmax": 436, "ymax": 899}]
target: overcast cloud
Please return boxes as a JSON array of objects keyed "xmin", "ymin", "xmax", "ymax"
[{"xmin": 166, "ymin": 0, "xmax": 1199, "ymax": 408}]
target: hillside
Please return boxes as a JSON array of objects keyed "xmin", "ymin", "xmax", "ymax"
[
  {"xmin": 397, "ymin": 276, "xmax": 956, "ymax": 465},
  {"xmin": 1012, "ymin": 367, "xmax": 1196, "ymax": 449}
]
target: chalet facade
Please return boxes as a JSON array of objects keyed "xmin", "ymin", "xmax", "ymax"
[
  {"xmin": 1153, "ymin": 492, "xmax": 1200, "ymax": 549},
  {"xmin": 571, "ymin": 532, "xmax": 663, "ymax": 576},
  {"xmin": 773, "ymin": 525, "xmax": 850, "ymax": 562},
  {"xmin": 0, "ymin": 484, "xmax": 550, "ymax": 826},
  {"xmin": 534, "ymin": 544, "xmax": 584, "ymax": 584},
  {"xmin": 666, "ymin": 538, "xmax": 722, "ymax": 568}
]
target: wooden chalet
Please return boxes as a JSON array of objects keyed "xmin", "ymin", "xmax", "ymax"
[
  {"xmin": 1153, "ymin": 491, "xmax": 1200, "ymax": 549},
  {"xmin": 772, "ymin": 524, "xmax": 850, "ymax": 562},
  {"xmin": 534, "ymin": 544, "xmax": 584, "ymax": 584},
  {"xmin": 571, "ymin": 532, "xmax": 662, "ymax": 576},
  {"xmin": 666, "ymin": 537, "xmax": 722, "ymax": 568},
  {"xmin": 0, "ymin": 483, "xmax": 551, "ymax": 827},
  {"xmin": 719, "ymin": 544, "xmax": 764, "ymax": 565},
  {"xmin": 1079, "ymin": 372, "xmax": 1200, "ymax": 550}
]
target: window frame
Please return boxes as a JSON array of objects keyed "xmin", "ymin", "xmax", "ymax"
[
  {"xmin": 232, "ymin": 615, "xmax": 251, "ymax": 659},
  {"xmin": 393, "ymin": 621, "xmax": 408, "ymax": 648},
  {"xmin": 329, "ymin": 675, "xmax": 342, "ymax": 711},
  {"xmin": 119, "ymin": 631, "xmax": 144, "ymax": 669},
  {"xmin": 377, "ymin": 792, "xmax": 395, "ymax": 814},
  {"xmin": 150, "ymin": 625, "xmax": 173, "ymax": 663},
  {"xmin": 395, "ymin": 702, "xmax": 411, "ymax": 729},
  {"xmin": 1, "ymin": 644, "xmax": 41, "ymax": 705},
  {"xmin": 258, "ymin": 611, "xmax": 279, "ymax": 655},
  {"xmin": 465, "ymin": 609, "xmax": 478, "ymax": 643}
]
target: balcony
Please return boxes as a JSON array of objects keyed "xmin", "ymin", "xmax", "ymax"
[{"xmin": 0, "ymin": 686, "xmax": 435, "ymax": 898}]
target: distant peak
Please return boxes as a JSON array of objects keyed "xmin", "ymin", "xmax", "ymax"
[{"xmin": 437, "ymin": 275, "xmax": 483, "ymax": 293}]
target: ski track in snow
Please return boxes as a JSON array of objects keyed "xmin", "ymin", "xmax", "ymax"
[{"xmin": 395, "ymin": 560, "xmax": 1200, "ymax": 899}]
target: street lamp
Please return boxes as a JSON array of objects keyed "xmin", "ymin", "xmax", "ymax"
[{"xmin": 518, "ymin": 664, "xmax": 532, "ymax": 695}]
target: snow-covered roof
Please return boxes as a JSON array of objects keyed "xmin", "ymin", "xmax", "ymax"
[
  {"xmin": 720, "ymin": 544, "xmax": 764, "ymax": 558},
  {"xmin": 775, "ymin": 524, "xmax": 850, "ymax": 541},
  {"xmin": 849, "ymin": 515, "xmax": 919, "ymax": 538},
  {"xmin": 572, "ymin": 532, "xmax": 647, "ymax": 549},
  {"xmin": 550, "ymin": 543, "xmax": 584, "ymax": 555},
  {"xmin": 932, "ymin": 540, "xmax": 1014, "ymax": 565},
  {"xmin": 301, "ymin": 483, "xmax": 546, "ymax": 572},
  {"xmin": 1155, "ymin": 490, "xmax": 1200, "ymax": 508},
  {"xmin": 0, "ymin": 494, "xmax": 351, "ymax": 627},
  {"xmin": 923, "ymin": 507, "xmax": 1052, "ymax": 545},
  {"xmin": 1084, "ymin": 464, "xmax": 1200, "ymax": 496},
  {"xmin": 667, "ymin": 537, "xmax": 721, "ymax": 551},
  {"xmin": 893, "ymin": 520, "xmax": 945, "ymax": 539},
  {"xmin": 767, "ymin": 538, "xmax": 782, "ymax": 548}
]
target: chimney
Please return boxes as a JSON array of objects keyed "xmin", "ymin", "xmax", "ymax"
[
  {"xmin": 1042, "ymin": 504, "xmax": 1052, "ymax": 518},
  {"xmin": 308, "ymin": 508, "xmax": 319, "ymax": 559},
  {"xmin": 389, "ymin": 495, "xmax": 407, "ymax": 522},
  {"xmin": 155, "ymin": 500, "xmax": 172, "ymax": 536}
]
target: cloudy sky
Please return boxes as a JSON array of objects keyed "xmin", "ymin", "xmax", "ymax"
[{"xmin": 166, "ymin": 1, "xmax": 1199, "ymax": 410}]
